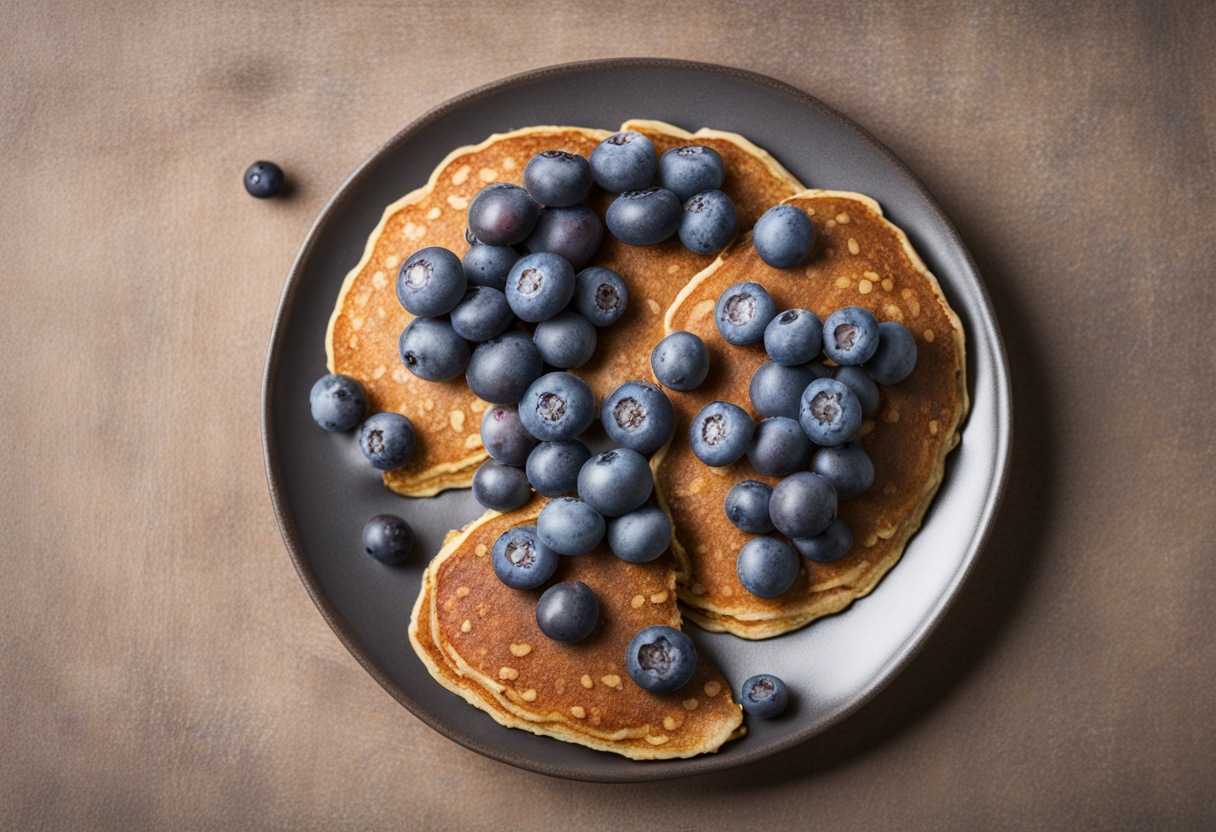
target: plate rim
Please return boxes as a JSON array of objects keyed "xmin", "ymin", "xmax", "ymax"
[{"xmin": 261, "ymin": 57, "xmax": 1013, "ymax": 782}]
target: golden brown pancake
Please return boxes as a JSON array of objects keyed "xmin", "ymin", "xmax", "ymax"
[
  {"xmin": 325, "ymin": 122, "xmax": 802, "ymax": 497},
  {"xmin": 654, "ymin": 190, "xmax": 968, "ymax": 639},
  {"xmin": 408, "ymin": 499, "xmax": 744, "ymax": 759}
]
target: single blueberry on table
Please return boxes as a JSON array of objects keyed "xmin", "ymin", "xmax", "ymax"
[
  {"xmin": 753, "ymin": 204, "xmax": 815, "ymax": 268},
  {"xmin": 822, "ymin": 306, "xmax": 880, "ymax": 366},
  {"xmin": 397, "ymin": 246, "xmax": 467, "ymax": 317},
  {"xmin": 764, "ymin": 308, "xmax": 823, "ymax": 367},
  {"xmin": 625, "ymin": 626, "xmax": 697, "ymax": 694},
  {"xmin": 601, "ymin": 380, "xmax": 675, "ymax": 456},
  {"xmin": 799, "ymin": 377, "xmax": 864, "ymax": 447},
  {"xmin": 689, "ymin": 401, "xmax": 755, "ymax": 467},
  {"xmin": 243, "ymin": 160, "xmax": 285, "ymax": 198},
  {"xmin": 537, "ymin": 497, "xmax": 606, "ymax": 556},
  {"xmin": 532, "ymin": 311, "xmax": 597, "ymax": 369},
  {"xmin": 865, "ymin": 321, "xmax": 919, "ymax": 385},
  {"xmin": 577, "ymin": 448, "xmax": 654, "ymax": 517},
  {"xmin": 362, "ymin": 514, "xmax": 414, "ymax": 566},
  {"xmin": 505, "ymin": 252, "xmax": 577, "ymax": 323},
  {"xmin": 737, "ymin": 536, "xmax": 800, "ymax": 598},
  {"xmin": 678, "ymin": 189, "xmax": 737, "ymax": 255},
  {"xmin": 748, "ymin": 416, "xmax": 813, "ymax": 477},
  {"xmin": 724, "ymin": 480, "xmax": 775, "ymax": 534},
  {"xmin": 606, "ymin": 187, "xmax": 682, "ymax": 246},
  {"xmin": 492, "ymin": 525, "xmax": 558, "ymax": 590},
  {"xmin": 465, "ymin": 331, "xmax": 543, "ymax": 404},
  {"xmin": 518, "ymin": 371, "xmax": 596, "ymax": 441},
  {"xmin": 607, "ymin": 505, "xmax": 672, "ymax": 563},
  {"xmin": 715, "ymin": 281, "xmax": 777, "ymax": 345},
  {"xmin": 472, "ymin": 460, "xmax": 532, "ymax": 511},
  {"xmin": 749, "ymin": 360, "xmax": 824, "ymax": 419},
  {"xmin": 573, "ymin": 266, "xmax": 629, "ymax": 328},
  {"xmin": 769, "ymin": 471, "xmax": 837, "ymax": 540},
  {"xmin": 792, "ymin": 517, "xmax": 854, "ymax": 564},
  {"xmin": 524, "ymin": 205, "xmax": 604, "ymax": 269},
  {"xmin": 536, "ymin": 581, "xmax": 600, "ymax": 643},
  {"xmin": 309, "ymin": 373, "xmax": 367, "ymax": 432},
  {"xmin": 467, "ymin": 183, "xmax": 539, "ymax": 246},
  {"xmin": 834, "ymin": 365, "xmax": 881, "ymax": 416},
  {"xmin": 589, "ymin": 131, "xmax": 657, "ymax": 193},
  {"xmin": 398, "ymin": 317, "xmax": 471, "ymax": 382},
  {"xmin": 449, "ymin": 286, "xmax": 515, "ymax": 343},
  {"xmin": 812, "ymin": 442, "xmax": 874, "ymax": 499},
  {"xmin": 525, "ymin": 439, "xmax": 591, "ymax": 497},
  {"xmin": 462, "ymin": 243, "xmax": 519, "ymax": 290},
  {"xmin": 650, "ymin": 331, "xmax": 710, "ymax": 392},
  {"xmin": 740, "ymin": 674, "xmax": 790, "ymax": 719},
  {"xmin": 358, "ymin": 412, "xmax": 417, "ymax": 470},
  {"xmin": 524, "ymin": 150, "xmax": 593, "ymax": 207},
  {"xmin": 659, "ymin": 145, "xmax": 726, "ymax": 201},
  {"xmin": 480, "ymin": 405, "xmax": 538, "ymax": 467}
]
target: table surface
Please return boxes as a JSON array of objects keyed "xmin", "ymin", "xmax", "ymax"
[{"xmin": 3, "ymin": 2, "xmax": 1214, "ymax": 829}]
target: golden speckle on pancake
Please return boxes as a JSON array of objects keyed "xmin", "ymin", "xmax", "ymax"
[
  {"xmin": 589, "ymin": 708, "xmax": 602, "ymax": 726},
  {"xmin": 371, "ymin": 270, "xmax": 387, "ymax": 289},
  {"xmin": 907, "ymin": 298, "xmax": 921, "ymax": 318},
  {"xmin": 422, "ymin": 399, "xmax": 435, "ymax": 411},
  {"xmin": 376, "ymin": 306, "xmax": 387, "ymax": 319},
  {"xmin": 426, "ymin": 206, "xmax": 441, "ymax": 220},
  {"xmin": 859, "ymin": 420, "xmax": 875, "ymax": 437},
  {"xmin": 385, "ymin": 254, "xmax": 400, "ymax": 269},
  {"xmin": 470, "ymin": 400, "xmax": 487, "ymax": 413},
  {"xmin": 520, "ymin": 688, "xmax": 538, "ymax": 702},
  {"xmin": 877, "ymin": 526, "xmax": 897, "ymax": 540},
  {"xmin": 501, "ymin": 157, "xmax": 517, "ymax": 171},
  {"xmin": 474, "ymin": 543, "xmax": 488, "ymax": 558},
  {"xmin": 460, "ymin": 619, "xmax": 472, "ymax": 633},
  {"xmin": 601, "ymin": 674, "xmax": 622, "ymax": 689},
  {"xmin": 554, "ymin": 679, "xmax": 566, "ymax": 694},
  {"xmin": 721, "ymin": 585, "xmax": 734, "ymax": 597},
  {"xmin": 689, "ymin": 299, "xmax": 715, "ymax": 323},
  {"xmin": 835, "ymin": 276, "xmax": 852, "ymax": 289},
  {"xmin": 455, "ymin": 586, "xmax": 470, "ymax": 598},
  {"xmin": 663, "ymin": 715, "xmax": 682, "ymax": 731},
  {"xmin": 478, "ymin": 167, "xmax": 497, "ymax": 182},
  {"xmin": 646, "ymin": 735, "xmax": 670, "ymax": 746},
  {"xmin": 371, "ymin": 365, "xmax": 386, "ymax": 380},
  {"xmin": 649, "ymin": 591, "xmax": 669, "ymax": 604},
  {"xmin": 901, "ymin": 288, "xmax": 914, "ymax": 300},
  {"xmin": 464, "ymin": 434, "xmax": 482, "ymax": 449},
  {"xmin": 923, "ymin": 328, "xmax": 936, "ymax": 343},
  {"xmin": 863, "ymin": 533, "xmax": 878, "ymax": 547},
  {"xmin": 476, "ymin": 604, "xmax": 488, "ymax": 618},
  {"xmin": 847, "ymin": 238, "xmax": 861, "ymax": 255},
  {"xmin": 805, "ymin": 207, "xmax": 816, "ymax": 215},
  {"xmin": 348, "ymin": 335, "xmax": 359, "ymax": 349},
  {"xmin": 683, "ymin": 698, "xmax": 700, "ymax": 711},
  {"xmin": 707, "ymin": 465, "xmax": 729, "ymax": 477},
  {"xmin": 676, "ymin": 478, "xmax": 704, "ymax": 497},
  {"xmin": 646, "ymin": 298, "xmax": 661, "ymax": 315},
  {"xmin": 446, "ymin": 194, "xmax": 469, "ymax": 210},
  {"xmin": 403, "ymin": 221, "xmax": 426, "ymax": 240},
  {"xmin": 695, "ymin": 544, "xmax": 709, "ymax": 555},
  {"xmin": 442, "ymin": 597, "xmax": 455, "ymax": 612},
  {"xmin": 858, "ymin": 279, "xmax": 873, "ymax": 295},
  {"xmin": 392, "ymin": 368, "xmax": 408, "ymax": 383},
  {"xmin": 630, "ymin": 594, "xmax": 645, "ymax": 609},
  {"xmin": 836, "ymin": 212, "xmax": 851, "ymax": 224},
  {"xmin": 354, "ymin": 289, "xmax": 371, "ymax": 307},
  {"xmin": 580, "ymin": 675, "xmax": 594, "ymax": 689},
  {"xmin": 449, "ymin": 410, "xmax": 466, "ymax": 432},
  {"xmin": 929, "ymin": 419, "xmax": 940, "ymax": 435},
  {"xmin": 451, "ymin": 165, "xmax": 471, "ymax": 185},
  {"xmin": 883, "ymin": 303, "xmax": 904, "ymax": 321},
  {"xmin": 884, "ymin": 408, "xmax": 901, "ymax": 424},
  {"xmin": 703, "ymin": 681, "xmax": 722, "ymax": 697},
  {"xmin": 351, "ymin": 317, "xmax": 365, "ymax": 331},
  {"xmin": 499, "ymin": 667, "xmax": 519, "ymax": 681},
  {"xmin": 826, "ymin": 219, "xmax": 837, "ymax": 229},
  {"xmin": 509, "ymin": 642, "xmax": 532, "ymax": 657},
  {"xmin": 570, "ymin": 706, "xmax": 586, "ymax": 719},
  {"xmin": 666, "ymin": 264, "xmax": 680, "ymax": 275},
  {"xmin": 882, "ymin": 278, "xmax": 895, "ymax": 292}
]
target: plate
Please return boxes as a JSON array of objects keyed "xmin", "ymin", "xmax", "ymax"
[{"xmin": 262, "ymin": 59, "xmax": 1011, "ymax": 782}]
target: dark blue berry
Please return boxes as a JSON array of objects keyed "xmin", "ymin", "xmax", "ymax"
[
  {"xmin": 769, "ymin": 472, "xmax": 836, "ymax": 539},
  {"xmin": 749, "ymin": 360, "xmax": 824, "ymax": 419},
  {"xmin": 753, "ymin": 204, "xmax": 814, "ymax": 268},
  {"xmin": 748, "ymin": 416, "xmax": 812, "ymax": 477},
  {"xmin": 689, "ymin": 401, "xmax": 754, "ymax": 467},
  {"xmin": 398, "ymin": 317, "xmax": 470, "ymax": 382},
  {"xmin": 468, "ymin": 183, "xmax": 539, "ymax": 245},
  {"xmin": 397, "ymin": 246, "xmax": 466, "ymax": 317},
  {"xmin": 792, "ymin": 518, "xmax": 853, "ymax": 564},
  {"xmin": 358, "ymin": 412, "xmax": 417, "ymax": 470},
  {"xmin": 472, "ymin": 460, "xmax": 532, "ymax": 511},
  {"xmin": 724, "ymin": 480, "xmax": 774, "ymax": 534},
  {"xmin": 606, "ymin": 187, "xmax": 682, "ymax": 246},
  {"xmin": 764, "ymin": 308, "xmax": 823, "ymax": 366},
  {"xmin": 601, "ymin": 380, "xmax": 675, "ymax": 456},
  {"xmin": 607, "ymin": 505, "xmax": 672, "ymax": 563},
  {"xmin": 536, "ymin": 580, "xmax": 600, "ymax": 643},
  {"xmin": 309, "ymin": 373, "xmax": 366, "ymax": 432},
  {"xmin": 659, "ymin": 145, "xmax": 725, "ymax": 201},
  {"xmin": 532, "ymin": 311, "xmax": 597, "ymax": 369},
  {"xmin": 715, "ymin": 282, "xmax": 777, "ymax": 345},
  {"xmin": 573, "ymin": 267, "xmax": 629, "ymax": 327},
  {"xmin": 462, "ymin": 243, "xmax": 519, "ymax": 290},
  {"xmin": 505, "ymin": 252, "xmax": 576, "ymax": 322},
  {"xmin": 577, "ymin": 448, "xmax": 653, "ymax": 517},
  {"xmin": 737, "ymin": 536, "xmax": 800, "ymax": 598},
  {"xmin": 799, "ymin": 377, "xmax": 863, "ymax": 446},
  {"xmin": 465, "ymin": 331, "xmax": 544, "ymax": 404},
  {"xmin": 449, "ymin": 286, "xmax": 514, "ymax": 342},
  {"xmin": 626, "ymin": 626, "xmax": 697, "ymax": 693},
  {"xmin": 589, "ymin": 131, "xmax": 657, "ymax": 193},
  {"xmin": 480, "ymin": 405, "xmax": 538, "ymax": 466},
  {"xmin": 822, "ymin": 307, "xmax": 880, "ymax": 366},
  {"xmin": 518, "ymin": 372, "xmax": 596, "ymax": 441},
  {"xmin": 812, "ymin": 442, "xmax": 874, "ymax": 499},
  {"xmin": 244, "ymin": 160, "xmax": 284, "ymax": 198},
  {"xmin": 650, "ymin": 331, "xmax": 709, "ymax": 392},
  {"xmin": 525, "ymin": 440, "xmax": 591, "ymax": 497},
  {"xmin": 678, "ymin": 190, "xmax": 737, "ymax": 255},
  {"xmin": 492, "ymin": 526, "xmax": 558, "ymax": 589},
  {"xmin": 524, "ymin": 205, "xmax": 604, "ymax": 269},
  {"xmin": 524, "ymin": 150, "xmax": 593, "ymax": 207},
  {"xmin": 537, "ymin": 498, "xmax": 605, "ymax": 556},
  {"xmin": 865, "ymin": 321, "xmax": 918, "ymax": 385},
  {"xmin": 834, "ymin": 365, "xmax": 881, "ymax": 416},
  {"xmin": 362, "ymin": 514, "xmax": 414, "ymax": 565},
  {"xmin": 740, "ymin": 674, "xmax": 789, "ymax": 718}
]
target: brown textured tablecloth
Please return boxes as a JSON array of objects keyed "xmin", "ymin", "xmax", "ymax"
[{"xmin": 3, "ymin": 2, "xmax": 1214, "ymax": 829}]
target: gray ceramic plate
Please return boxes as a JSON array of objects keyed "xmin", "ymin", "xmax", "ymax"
[{"xmin": 262, "ymin": 59, "xmax": 1011, "ymax": 782}]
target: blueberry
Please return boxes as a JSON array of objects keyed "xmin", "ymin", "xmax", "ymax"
[
  {"xmin": 524, "ymin": 150, "xmax": 593, "ymax": 207},
  {"xmin": 397, "ymin": 246, "xmax": 467, "ymax": 317},
  {"xmin": 244, "ymin": 160, "xmax": 285, "ymax": 198},
  {"xmin": 715, "ymin": 282, "xmax": 777, "ymax": 346},
  {"xmin": 465, "ymin": 331, "xmax": 544, "ymax": 404},
  {"xmin": 740, "ymin": 674, "xmax": 789, "ymax": 718},
  {"xmin": 835, "ymin": 365, "xmax": 881, "ymax": 416},
  {"xmin": 573, "ymin": 267, "xmax": 629, "ymax": 327},
  {"xmin": 792, "ymin": 518, "xmax": 853, "ymax": 564},
  {"xmin": 678, "ymin": 190, "xmax": 737, "ymax": 255},
  {"xmin": 753, "ymin": 204, "xmax": 815, "ymax": 268},
  {"xmin": 748, "ymin": 417, "xmax": 812, "ymax": 477},
  {"xmin": 505, "ymin": 252, "xmax": 576, "ymax": 322},
  {"xmin": 601, "ymin": 381, "xmax": 675, "ymax": 456},
  {"xmin": 689, "ymin": 401, "xmax": 754, "ymax": 467},
  {"xmin": 491, "ymin": 526, "xmax": 558, "ymax": 590},
  {"xmin": 518, "ymin": 372, "xmax": 596, "ymax": 441},
  {"xmin": 472, "ymin": 460, "xmax": 532, "ymax": 511},
  {"xmin": 764, "ymin": 308, "xmax": 823, "ymax": 366},
  {"xmin": 625, "ymin": 626, "xmax": 697, "ymax": 693},
  {"xmin": 607, "ymin": 505, "xmax": 672, "ymax": 563},
  {"xmin": 532, "ymin": 311, "xmax": 597, "ymax": 369},
  {"xmin": 362, "ymin": 514, "xmax": 414, "ymax": 565},
  {"xmin": 822, "ymin": 306, "xmax": 880, "ymax": 366},
  {"xmin": 577, "ymin": 448, "xmax": 653, "ymax": 517},
  {"xmin": 749, "ymin": 360, "xmax": 824, "ymax": 419},
  {"xmin": 462, "ymin": 244, "xmax": 519, "ymax": 290},
  {"xmin": 812, "ymin": 442, "xmax": 874, "ymax": 499},
  {"xmin": 480, "ymin": 405, "xmax": 538, "ymax": 466},
  {"xmin": 865, "ymin": 321, "xmax": 919, "ymax": 385},
  {"xmin": 524, "ymin": 205, "xmax": 604, "ymax": 269},
  {"xmin": 769, "ymin": 471, "xmax": 837, "ymax": 539},
  {"xmin": 606, "ymin": 187, "xmax": 682, "ymax": 246},
  {"xmin": 467, "ymin": 183, "xmax": 539, "ymax": 246},
  {"xmin": 449, "ymin": 286, "xmax": 515, "ymax": 343},
  {"xmin": 724, "ymin": 480, "xmax": 775, "ymax": 534},
  {"xmin": 536, "ymin": 580, "xmax": 600, "ymax": 643},
  {"xmin": 799, "ymin": 377, "xmax": 863, "ymax": 446},
  {"xmin": 398, "ymin": 318, "xmax": 470, "ymax": 382},
  {"xmin": 650, "ymin": 331, "xmax": 710, "ymax": 392},
  {"xmin": 736, "ymin": 536, "xmax": 800, "ymax": 598},
  {"xmin": 309, "ymin": 373, "xmax": 366, "ymax": 432},
  {"xmin": 589, "ymin": 131, "xmax": 657, "ymax": 193},
  {"xmin": 525, "ymin": 440, "xmax": 591, "ymax": 497},
  {"xmin": 659, "ymin": 145, "xmax": 725, "ymax": 201},
  {"xmin": 358, "ymin": 412, "xmax": 417, "ymax": 470},
  {"xmin": 537, "ymin": 497, "xmax": 605, "ymax": 556}
]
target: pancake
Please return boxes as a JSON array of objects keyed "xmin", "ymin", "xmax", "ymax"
[
  {"xmin": 408, "ymin": 499, "xmax": 745, "ymax": 759},
  {"xmin": 654, "ymin": 190, "xmax": 968, "ymax": 639},
  {"xmin": 326, "ymin": 122, "xmax": 802, "ymax": 497}
]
